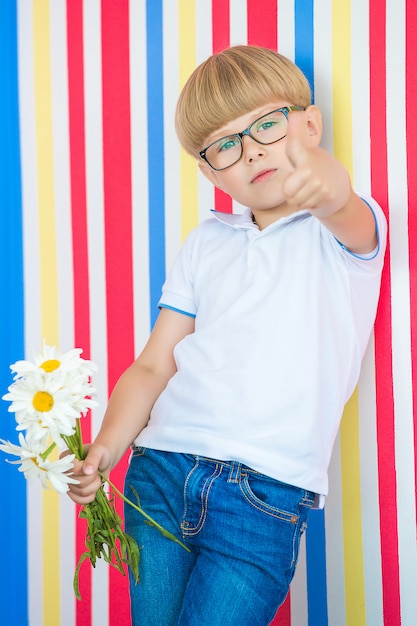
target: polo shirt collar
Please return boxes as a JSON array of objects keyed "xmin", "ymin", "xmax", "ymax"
[{"xmin": 210, "ymin": 207, "xmax": 309, "ymax": 230}]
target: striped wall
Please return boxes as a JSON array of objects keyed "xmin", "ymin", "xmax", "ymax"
[{"xmin": 1, "ymin": 1, "xmax": 416, "ymax": 624}]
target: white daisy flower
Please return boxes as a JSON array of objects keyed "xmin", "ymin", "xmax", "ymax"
[
  {"xmin": 3, "ymin": 371, "xmax": 80, "ymax": 446},
  {"xmin": 0, "ymin": 433, "xmax": 79, "ymax": 493},
  {"xmin": 65, "ymin": 371, "xmax": 98, "ymax": 416},
  {"xmin": 10, "ymin": 343, "xmax": 97, "ymax": 380}
]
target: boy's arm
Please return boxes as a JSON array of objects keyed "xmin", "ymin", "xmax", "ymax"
[
  {"xmin": 67, "ymin": 307, "xmax": 195, "ymax": 504},
  {"xmin": 283, "ymin": 108, "xmax": 378, "ymax": 255},
  {"xmin": 315, "ymin": 187, "xmax": 378, "ymax": 254}
]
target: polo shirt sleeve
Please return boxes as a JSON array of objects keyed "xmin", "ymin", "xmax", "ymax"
[
  {"xmin": 327, "ymin": 194, "xmax": 387, "ymax": 355},
  {"xmin": 158, "ymin": 227, "xmax": 198, "ymax": 318}
]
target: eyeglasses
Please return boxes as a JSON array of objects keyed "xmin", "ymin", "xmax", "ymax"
[{"xmin": 199, "ymin": 106, "xmax": 306, "ymax": 171}]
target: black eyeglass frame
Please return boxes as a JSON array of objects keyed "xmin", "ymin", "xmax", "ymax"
[{"xmin": 199, "ymin": 105, "xmax": 306, "ymax": 171}]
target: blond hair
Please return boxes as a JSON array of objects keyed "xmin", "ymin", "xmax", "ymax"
[{"xmin": 175, "ymin": 45, "xmax": 312, "ymax": 158}]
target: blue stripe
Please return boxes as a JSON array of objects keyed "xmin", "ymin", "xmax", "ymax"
[
  {"xmin": 294, "ymin": 0, "xmax": 315, "ymax": 102},
  {"xmin": 294, "ymin": 5, "xmax": 328, "ymax": 623},
  {"xmin": 306, "ymin": 509, "xmax": 329, "ymax": 625},
  {"xmin": 0, "ymin": 2, "xmax": 28, "ymax": 624},
  {"xmin": 146, "ymin": 0, "xmax": 166, "ymax": 329}
]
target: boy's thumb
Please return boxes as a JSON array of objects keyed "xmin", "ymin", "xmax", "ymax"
[
  {"xmin": 82, "ymin": 444, "xmax": 106, "ymax": 475},
  {"xmin": 285, "ymin": 134, "xmax": 306, "ymax": 169},
  {"xmin": 285, "ymin": 111, "xmax": 308, "ymax": 168}
]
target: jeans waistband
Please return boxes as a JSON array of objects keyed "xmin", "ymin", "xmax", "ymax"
[{"xmin": 194, "ymin": 455, "xmax": 265, "ymax": 483}]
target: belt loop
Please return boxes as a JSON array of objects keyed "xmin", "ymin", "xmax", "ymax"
[{"xmin": 228, "ymin": 461, "xmax": 241, "ymax": 483}]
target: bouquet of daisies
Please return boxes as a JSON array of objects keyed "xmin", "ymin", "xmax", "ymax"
[{"xmin": 0, "ymin": 343, "xmax": 187, "ymax": 599}]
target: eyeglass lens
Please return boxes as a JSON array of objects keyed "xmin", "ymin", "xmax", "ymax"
[{"xmin": 204, "ymin": 109, "xmax": 289, "ymax": 170}]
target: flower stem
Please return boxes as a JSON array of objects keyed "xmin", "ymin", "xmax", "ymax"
[
  {"xmin": 40, "ymin": 441, "xmax": 56, "ymax": 461},
  {"xmin": 100, "ymin": 472, "xmax": 191, "ymax": 553}
]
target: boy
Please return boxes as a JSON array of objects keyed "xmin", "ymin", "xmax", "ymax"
[{"xmin": 68, "ymin": 46, "xmax": 386, "ymax": 625}]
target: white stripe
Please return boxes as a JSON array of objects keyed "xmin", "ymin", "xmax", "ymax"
[
  {"xmin": 350, "ymin": 2, "xmax": 384, "ymax": 620},
  {"xmin": 277, "ymin": 0, "xmax": 294, "ymax": 60},
  {"xmin": 196, "ymin": 1, "xmax": 215, "ymax": 221},
  {"xmin": 17, "ymin": 2, "xmax": 43, "ymax": 624},
  {"xmin": 130, "ymin": 0, "xmax": 150, "ymax": 349},
  {"xmin": 325, "ymin": 434, "xmax": 347, "ymax": 626},
  {"xmin": 230, "ymin": 0, "xmax": 247, "ymax": 46},
  {"xmin": 350, "ymin": 0, "xmax": 371, "ymax": 194},
  {"xmin": 358, "ymin": 335, "xmax": 384, "ymax": 625},
  {"xmin": 83, "ymin": 1, "xmax": 109, "ymax": 623},
  {"xmin": 313, "ymin": 0, "xmax": 333, "ymax": 151},
  {"xmin": 313, "ymin": 9, "xmax": 346, "ymax": 618},
  {"xmin": 50, "ymin": 0, "xmax": 74, "ymax": 352},
  {"xmin": 386, "ymin": 1, "xmax": 417, "ymax": 623},
  {"xmin": 290, "ymin": 534, "xmax": 308, "ymax": 625},
  {"xmin": 313, "ymin": 8, "xmax": 346, "ymax": 616},
  {"xmin": 49, "ymin": 1, "xmax": 77, "ymax": 621},
  {"xmin": 17, "ymin": 0, "xmax": 41, "ymax": 353},
  {"xmin": 229, "ymin": 1, "xmax": 247, "ymax": 215}
]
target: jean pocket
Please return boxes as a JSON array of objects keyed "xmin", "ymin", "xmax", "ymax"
[{"xmin": 240, "ymin": 474, "xmax": 302, "ymax": 523}]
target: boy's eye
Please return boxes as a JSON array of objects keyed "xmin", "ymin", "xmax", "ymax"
[
  {"xmin": 258, "ymin": 120, "xmax": 277, "ymax": 131},
  {"xmin": 217, "ymin": 136, "xmax": 240, "ymax": 152},
  {"xmin": 255, "ymin": 116, "xmax": 283, "ymax": 135}
]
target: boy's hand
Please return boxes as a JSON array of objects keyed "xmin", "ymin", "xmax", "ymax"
[
  {"xmin": 64, "ymin": 443, "xmax": 112, "ymax": 505},
  {"xmin": 282, "ymin": 110, "xmax": 351, "ymax": 216}
]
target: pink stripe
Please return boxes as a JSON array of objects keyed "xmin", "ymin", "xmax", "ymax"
[
  {"xmin": 369, "ymin": 2, "xmax": 401, "ymax": 624},
  {"xmin": 212, "ymin": 0, "xmax": 233, "ymax": 214},
  {"xmin": 66, "ymin": 2, "xmax": 92, "ymax": 621},
  {"xmin": 101, "ymin": 0, "xmax": 135, "ymax": 623},
  {"xmin": 247, "ymin": 0, "xmax": 277, "ymax": 49},
  {"xmin": 271, "ymin": 594, "xmax": 291, "ymax": 625}
]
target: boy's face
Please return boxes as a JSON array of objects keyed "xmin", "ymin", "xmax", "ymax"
[{"xmin": 198, "ymin": 102, "xmax": 322, "ymax": 228}]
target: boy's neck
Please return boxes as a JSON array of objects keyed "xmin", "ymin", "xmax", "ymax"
[{"xmin": 251, "ymin": 203, "xmax": 299, "ymax": 230}]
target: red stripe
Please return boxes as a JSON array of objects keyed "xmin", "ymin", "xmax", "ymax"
[
  {"xmin": 101, "ymin": 1, "xmax": 135, "ymax": 624},
  {"xmin": 66, "ymin": 2, "xmax": 92, "ymax": 622},
  {"xmin": 369, "ymin": 3, "xmax": 401, "ymax": 624},
  {"xmin": 406, "ymin": 0, "xmax": 417, "ymax": 527},
  {"xmin": 271, "ymin": 594, "xmax": 291, "ymax": 626},
  {"xmin": 212, "ymin": 0, "xmax": 229, "ymax": 54},
  {"xmin": 212, "ymin": 0, "xmax": 233, "ymax": 214},
  {"xmin": 247, "ymin": 0, "xmax": 277, "ymax": 49}
]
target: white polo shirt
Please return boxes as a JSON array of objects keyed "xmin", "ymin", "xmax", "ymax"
[{"xmin": 135, "ymin": 195, "xmax": 387, "ymax": 497}]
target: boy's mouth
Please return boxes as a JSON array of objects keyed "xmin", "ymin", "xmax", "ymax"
[{"xmin": 250, "ymin": 168, "xmax": 277, "ymax": 184}]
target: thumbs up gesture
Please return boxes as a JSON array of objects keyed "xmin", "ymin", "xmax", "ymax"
[
  {"xmin": 281, "ymin": 107, "xmax": 377, "ymax": 253},
  {"xmin": 282, "ymin": 107, "xmax": 351, "ymax": 217}
]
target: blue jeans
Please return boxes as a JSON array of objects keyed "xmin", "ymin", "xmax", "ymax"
[{"xmin": 124, "ymin": 448, "xmax": 315, "ymax": 626}]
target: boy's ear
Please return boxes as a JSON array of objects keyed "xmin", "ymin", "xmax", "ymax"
[
  {"xmin": 304, "ymin": 105, "xmax": 323, "ymax": 147},
  {"xmin": 198, "ymin": 159, "xmax": 225, "ymax": 190}
]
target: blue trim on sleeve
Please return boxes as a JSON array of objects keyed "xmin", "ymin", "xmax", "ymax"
[
  {"xmin": 158, "ymin": 304, "xmax": 196, "ymax": 318},
  {"xmin": 336, "ymin": 197, "xmax": 381, "ymax": 260}
]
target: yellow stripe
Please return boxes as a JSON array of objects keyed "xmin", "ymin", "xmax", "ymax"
[
  {"xmin": 178, "ymin": 0, "xmax": 199, "ymax": 240},
  {"xmin": 333, "ymin": 2, "xmax": 366, "ymax": 623},
  {"xmin": 33, "ymin": 1, "xmax": 60, "ymax": 623},
  {"xmin": 332, "ymin": 0, "xmax": 353, "ymax": 175},
  {"xmin": 340, "ymin": 390, "xmax": 366, "ymax": 624}
]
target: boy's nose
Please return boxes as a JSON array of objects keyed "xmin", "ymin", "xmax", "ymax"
[{"xmin": 242, "ymin": 136, "xmax": 266, "ymax": 161}]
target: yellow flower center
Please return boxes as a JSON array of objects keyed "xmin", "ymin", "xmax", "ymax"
[
  {"xmin": 40, "ymin": 359, "xmax": 61, "ymax": 373},
  {"xmin": 33, "ymin": 391, "xmax": 54, "ymax": 412}
]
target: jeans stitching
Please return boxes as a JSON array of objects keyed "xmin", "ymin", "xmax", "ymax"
[
  {"xmin": 239, "ymin": 476, "xmax": 299, "ymax": 523},
  {"xmin": 182, "ymin": 461, "xmax": 223, "ymax": 536},
  {"xmin": 130, "ymin": 445, "xmax": 146, "ymax": 457},
  {"xmin": 289, "ymin": 518, "xmax": 308, "ymax": 572}
]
